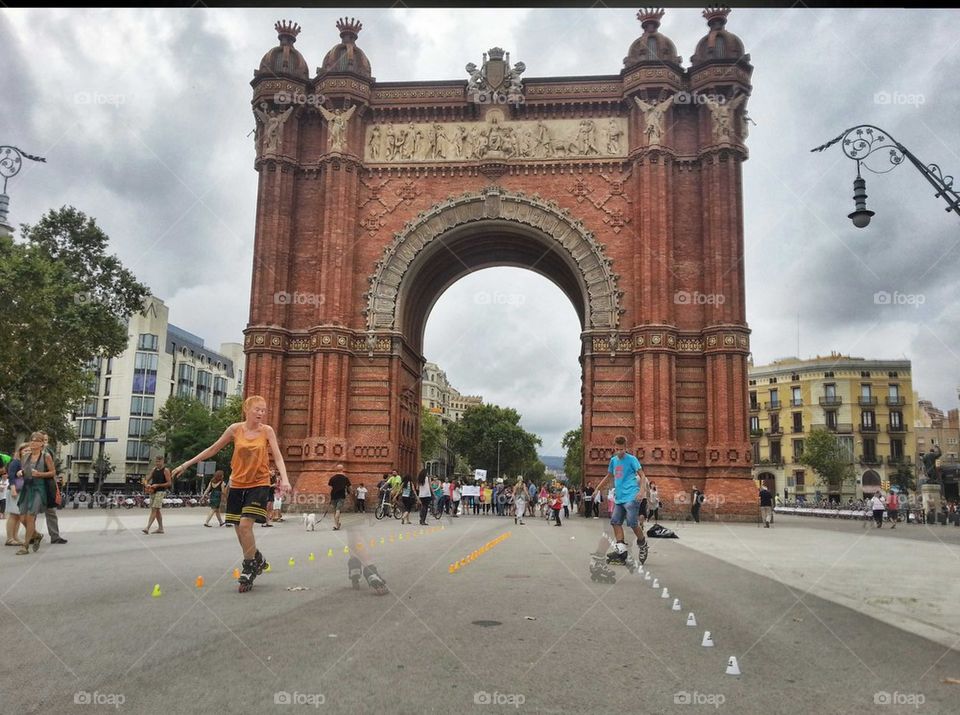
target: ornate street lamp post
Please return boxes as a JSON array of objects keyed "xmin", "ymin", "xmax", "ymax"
[
  {"xmin": 811, "ymin": 125, "xmax": 959, "ymax": 228},
  {"xmin": 0, "ymin": 145, "xmax": 47, "ymax": 236}
]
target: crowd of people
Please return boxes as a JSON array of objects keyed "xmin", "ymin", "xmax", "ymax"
[{"xmin": 775, "ymin": 493, "xmax": 960, "ymax": 526}]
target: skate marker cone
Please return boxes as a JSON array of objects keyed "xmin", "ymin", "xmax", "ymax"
[
  {"xmin": 652, "ymin": 578, "xmax": 659, "ymax": 588},
  {"xmin": 644, "ymin": 571, "xmax": 652, "ymax": 581},
  {"xmin": 725, "ymin": 656, "xmax": 741, "ymax": 675},
  {"xmin": 380, "ymin": 537, "xmax": 385, "ymax": 545},
  {"xmin": 151, "ymin": 584, "xmax": 162, "ymax": 598},
  {"xmin": 308, "ymin": 552, "xmax": 315, "ymax": 561},
  {"xmin": 661, "ymin": 587, "xmax": 670, "ymax": 599},
  {"xmin": 702, "ymin": 631, "xmax": 714, "ymax": 647},
  {"xmin": 686, "ymin": 612, "xmax": 697, "ymax": 627},
  {"xmin": 672, "ymin": 598, "xmax": 681, "ymax": 611},
  {"xmin": 327, "ymin": 548, "xmax": 333, "ymax": 557},
  {"xmin": 288, "ymin": 557, "xmax": 295, "ymax": 567},
  {"xmin": 195, "ymin": 576, "xmax": 204, "ymax": 589},
  {"xmin": 233, "ymin": 567, "xmax": 241, "ymax": 579},
  {"xmin": 264, "ymin": 563, "xmax": 271, "ymax": 572},
  {"xmin": 399, "ymin": 533, "xmax": 404, "ymax": 541},
  {"xmin": 369, "ymin": 539, "xmax": 375, "ymax": 548},
  {"xmin": 343, "ymin": 545, "xmax": 349, "ymax": 554}
]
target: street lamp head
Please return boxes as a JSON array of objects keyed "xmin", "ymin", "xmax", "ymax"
[
  {"xmin": 848, "ymin": 174, "xmax": 874, "ymax": 229},
  {"xmin": 848, "ymin": 208, "xmax": 874, "ymax": 229}
]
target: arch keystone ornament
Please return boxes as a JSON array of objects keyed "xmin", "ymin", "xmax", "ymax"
[{"xmin": 244, "ymin": 10, "xmax": 756, "ymax": 517}]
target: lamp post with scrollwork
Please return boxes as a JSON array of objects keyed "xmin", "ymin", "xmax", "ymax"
[
  {"xmin": 0, "ymin": 145, "xmax": 47, "ymax": 237},
  {"xmin": 811, "ymin": 125, "xmax": 959, "ymax": 228}
]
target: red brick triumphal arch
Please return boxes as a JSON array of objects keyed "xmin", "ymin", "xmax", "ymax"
[{"xmin": 244, "ymin": 8, "xmax": 757, "ymax": 516}]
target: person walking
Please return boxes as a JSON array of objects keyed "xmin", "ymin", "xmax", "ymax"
[
  {"xmin": 202, "ymin": 470, "xmax": 226, "ymax": 527},
  {"xmin": 328, "ymin": 464, "xmax": 351, "ymax": 531},
  {"xmin": 513, "ymin": 476, "xmax": 526, "ymax": 525},
  {"xmin": 417, "ymin": 469, "xmax": 432, "ymax": 525},
  {"xmin": 142, "ymin": 455, "xmax": 172, "ymax": 534},
  {"xmin": 262, "ymin": 471, "xmax": 276, "ymax": 528},
  {"xmin": 561, "ymin": 484, "xmax": 571, "ymax": 518},
  {"xmin": 885, "ymin": 490, "xmax": 899, "ymax": 529},
  {"xmin": 483, "ymin": 483, "xmax": 493, "ymax": 515},
  {"xmin": 355, "ymin": 484, "xmax": 367, "ymax": 513},
  {"xmin": 871, "ymin": 491, "xmax": 886, "ymax": 528},
  {"xmin": 172, "ymin": 395, "xmax": 291, "ymax": 592},
  {"xmin": 691, "ymin": 488, "xmax": 702, "ymax": 523},
  {"xmin": 16, "ymin": 433, "xmax": 55, "ymax": 555},
  {"xmin": 440, "ymin": 478, "xmax": 451, "ymax": 515},
  {"xmin": 594, "ymin": 435, "xmax": 650, "ymax": 565},
  {"xmin": 648, "ymin": 483, "xmax": 660, "ymax": 522},
  {"xmin": 551, "ymin": 490, "xmax": 563, "ymax": 526},
  {"xmin": 759, "ymin": 483, "xmax": 774, "ymax": 528},
  {"xmin": 451, "ymin": 481, "xmax": 461, "ymax": 517},
  {"xmin": 39, "ymin": 432, "xmax": 67, "ymax": 544},
  {"xmin": 399, "ymin": 474, "xmax": 416, "ymax": 525}
]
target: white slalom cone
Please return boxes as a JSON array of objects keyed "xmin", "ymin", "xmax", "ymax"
[
  {"xmin": 686, "ymin": 612, "xmax": 697, "ymax": 627},
  {"xmin": 652, "ymin": 578, "xmax": 659, "ymax": 588},
  {"xmin": 660, "ymin": 587, "xmax": 670, "ymax": 599},
  {"xmin": 672, "ymin": 598, "xmax": 681, "ymax": 611},
  {"xmin": 644, "ymin": 572, "xmax": 652, "ymax": 581},
  {"xmin": 725, "ymin": 656, "xmax": 741, "ymax": 675},
  {"xmin": 701, "ymin": 631, "xmax": 714, "ymax": 647}
]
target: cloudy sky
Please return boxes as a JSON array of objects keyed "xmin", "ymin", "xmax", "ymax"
[{"xmin": 3, "ymin": 8, "xmax": 959, "ymax": 456}]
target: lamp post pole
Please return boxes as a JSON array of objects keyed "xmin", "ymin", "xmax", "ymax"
[
  {"xmin": 496, "ymin": 439, "xmax": 503, "ymax": 481},
  {"xmin": 811, "ymin": 125, "xmax": 959, "ymax": 228},
  {"xmin": 0, "ymin": 145, "xmax": 47, "ymax": 238}
]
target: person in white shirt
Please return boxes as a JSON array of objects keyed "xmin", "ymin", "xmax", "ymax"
[
  {"xmin": 417, "ymin": 469, "xmax": 433, "ymax": 525},
  {"xmin": 870, "ymin": 492, "xmax": 886, "ymax": 528},
  {"xmin": 355, "ymin": 485, "xmax": 368, "ymax": 513},
  {"xmin": 561, "ymin": 485, "xmax": 571, "ymax": 518}
]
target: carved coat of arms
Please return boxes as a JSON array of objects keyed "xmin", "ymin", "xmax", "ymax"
[{"xmin": 465, "ymin": 47, "xmax": 525, "ymax": 104}]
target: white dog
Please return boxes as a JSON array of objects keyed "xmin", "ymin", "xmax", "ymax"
[{"xmin": 303, "ymin": 513, "xmax": 317, "ymax": 531}]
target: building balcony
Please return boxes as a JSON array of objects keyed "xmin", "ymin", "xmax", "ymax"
[
  {"xmin": 819, "ymin": 396, "xmax": 842, "ymax": 407},
  {"xmin": 749, "ymin": 429, "xmax": 764, "ymax": 438},
  {"xmin": 749, "ymin": 403, "xmax": 760, "ymax": 412},
  {"xmin": 887, "ymin": 455, "xmax": 912, "ymax": 466},
  {"xmin": 885, "ymin": 396, "xmax": 905, "ymax": 407},
  {"xmin": 859, "ymin": 454, "xmax": 883, "ymax": 466},
  {"xmin": 886, "ymin": 424, "xmax": 907, "ymax": 434},
  {"xmin": 764, "ymin": 427, "xmax": 783, "ymax": 436},
  {"xmin": 858, "ymin": 396, "xmax": 878, "ymax": 406},
  {"xmin": 790, "ymin": 398, "xmax": 803, "ymax": 407},
  {"xmin": 764, "ymin": 401, "xmax": 781, "ymax": 410},
  {"xmin": 812, "ymin": 422, "xmax": 854, "ymax": 434},
  {"xmin": 858, "ymin": 424, "xmax": 879, "ymax": 434}
]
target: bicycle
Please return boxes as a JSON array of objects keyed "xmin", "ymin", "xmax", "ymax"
[{"xmin": 375, "ymin": 492, "xmax": 403, "ymax": 521}]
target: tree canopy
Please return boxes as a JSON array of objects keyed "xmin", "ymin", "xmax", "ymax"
[
  {"xmin": 562, "ymin": 427, "xmax": 583, "ymax": 486},
  {"xmin": 799, "ymin": 428, "xmax": 857, "ymax": 494},
  {"xmin": 446, "ymin": 403, "xmax": 542, "ymax": 479}
]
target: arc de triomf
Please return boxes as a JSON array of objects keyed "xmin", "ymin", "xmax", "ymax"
[{"xmin": 244, "ymin": 7, "xmax": 756, "ymax": 516}]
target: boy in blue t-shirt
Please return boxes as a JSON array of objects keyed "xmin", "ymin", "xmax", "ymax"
[{"xmin": 594, "ymin": 435, "xmax": 650, "ymax": 564}]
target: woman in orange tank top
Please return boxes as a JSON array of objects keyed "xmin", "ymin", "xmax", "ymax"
[{"xmin": 173, "ymin": 395, "xmax": 290, "ymax": 592}]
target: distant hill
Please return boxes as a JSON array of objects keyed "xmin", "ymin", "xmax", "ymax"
[{"xmin": 539, "ymin": 455, "xmax": 564, "ymax": 471}]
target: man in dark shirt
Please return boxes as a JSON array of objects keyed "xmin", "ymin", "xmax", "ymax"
[
  {"xmin": 759, "ymin": 484, "xmax": 774, "ymax": 528},
  {"xmin": 328, "ymin": 465, "xmax": 351, "ymax": 531}
]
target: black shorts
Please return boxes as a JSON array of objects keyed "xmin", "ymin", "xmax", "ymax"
[
  {"xmin": 887, "ymin": 509, "xmax": 898, "ymax": 520},
  {"xmin": 402, "ymin": 495, "xmax": 416, "ymax": 510},
  {"xmin": 225, "ymin": 486, "xmax": 272, "ymax": 524},
  {"xmin": 637, "ymin": 498, "xmax": 648, "ymax": 518}
]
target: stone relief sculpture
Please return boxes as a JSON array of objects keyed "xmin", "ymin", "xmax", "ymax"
[
  {"xmin": 704, "ymin": 93, "xmax": 747, "ymax": 143},
  {"xmin": 318, "ymin": 103, "xmax": 357, "ymax": 152},
  {"xmin": 633, "ymin": 94, "xmax": 676, "ymax": 146},
  {"xmin": 254, "ymin": 103, "xmax": 295, "ymax": 156}
]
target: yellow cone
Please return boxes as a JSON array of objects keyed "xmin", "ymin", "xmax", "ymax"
[
  {"xmin": 399, "ymin": 533, "xmax": 404, "ymax": 541},
  {"xmin": 343, "ymin": 545, "xmax": 350, "ymax": 554},
  {"xmin": 380, "ymin": 536, "xmax": 385, "ymax": 544},
  {"xmin": 288, "ymin": 557, "xmax": 295, "ymax": 567},
  {"xmin": 233, "ymin": 567, "xmax": 240, "ymax": 579},
  {"xmin": 264, "ymin": 563, "xmax": 271, "ymax": 572},
  {"xmin": 195, "ymin": 576, "xmax": 204, "ymax": 589},
  {"xmin": 327, "ymin": 548, "xmax": 334, "ymax": 557},
  {"xmin": 308, "ymin": 552, "xmax": 315, "ymax": 561},
  {"xmin": 369, "ymin": 539, "xmax": 375, "ymax": 548},
  {"xmin": 151, "ymin": 584, "xmax": 162, "ymax": 598}
]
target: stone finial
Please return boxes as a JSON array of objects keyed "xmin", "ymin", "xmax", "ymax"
[
  {"xmin": 702, "ymin": 5, "xmax": 731, "ymax": 29},
  {"xmin": 336, "ymin": 17, "xmax": 362, "ymax": 40},
  {"xmin": 274, "ymin": 20, "xmax": 301, "ymax": 44},
  {"xmin": 637, "ymin": 8, "xmax": 665, "ymax": 32}
]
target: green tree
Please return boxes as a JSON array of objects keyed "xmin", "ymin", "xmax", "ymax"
[
  {"xmin": 92, "ymin": 453, "xmax": 115, "ymax": 493},
  {"xmin": 209, "ymin": 394, "xmax": 244, "ymax": 474},
  {"xmin": 524, "ymin": 459, "xmax": 546, "ymax": 483},
  {"xmin": 0, "ymin": 207, "xmax": 149, "ymax": 445},
  {"xmin": 561, "ymin": 427, "xmax": 583, "ymax": 486},
  {"xmin": 799, "ymin": 428, "xmax": 856, "ymax": 495},
  {"xmin": 447, "ymin": 403, "xmax": 542, "ymax": 479},
  {"xmin": 420, "ymin": 407, "xmax": 446, "ymax": 464},
  {"xmin": 889, "ymin": 462, "xmax": 916, "ymax": 493}
]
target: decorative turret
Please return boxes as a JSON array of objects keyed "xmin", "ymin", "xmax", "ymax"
[
  {"xmin": 624, "ymin": 8, "xmax": 682, "ymax": 68},
  {"xmin": 691, "ymin": 6, "xmax": 749, "ymax": 66},
  {"xmin": 257, "ymin": 20, "xmax": 310, "ymax": 79},
  {"xmin": 319, "ymin": 17, "xmax": 372, "ymax": 77}
]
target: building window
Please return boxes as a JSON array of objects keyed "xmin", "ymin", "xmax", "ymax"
[
  {"xmin": 837, "ymin": 436, "xmax": 854, "ymax": 463},
  {"xmin": 890, "ymin": 411, "xmax": 903, "ymax": 430},
  {"xmin": 888, "ymin": 384, "xmax": 900, "ymax": 399},
  {"xmin": 770, "ymin": 413, "xmax": 780, "ymax": 433},
  {"xmin": 825, "ymin": 383, "xmax": 836, "ymax": 399},
  {"xmin": 752, "ymin": 441, "xmax": 760, "ymax": 462},
  {"xmin": 133, "ymin": 352, "xmax": 158, "ymax": 394},
  {"xmin": 126, "ymin": 440, "xmax": 151, "ymax": 462},
  {"xmin": 826, "ymin": 410, "xmax": 838, "ymax": 430},
  {"xmin": 104, "ymin": 377, "xmax": 111, "ymax": 396},
  {"xmin": 863, "ymin": 438, "xmax": 877, "ymax": 462},
  {"xmin": 81, "ymin": 397, "xmax": 97, "ymax": 417},
  {"xmin": 891, "ymin": 439, "xmax": 904, "ymax": 459},
  {"xmin": 128, "ymin": 418, "xmax": 153, "ymax": 438},
  {"xmin": 79, "ymin": 420, "xmax": 95, "ymax": 439},
  {"xmin": 196, "ymin": 370, "xmax": 212, "ymax": 407},
  {"xmin": 769, "ymin": 389, "xmax": 779, "ymax": 407},
  {"xmin": 791, "ymin": 386, "xmax": 802, "ymax": 406},
  {"xmin": 137, "ymin": 333, "xmax": 159, "ymax": 351},
  {"xmin": 77, "ymin": 441, "xmax": 94, "ymax": 460},
  {"xmin": 862, "ymin": 410, "xmax": 875, "ymax": 429},
  {"xmin": 105, "ymin": 357, "xmax": 114, "ymax": 374},
  {"xmin": 101, "ymin": 399, "xmax": 110, "ymax": 417},
  {"xmin": 793, "ymin": 439, "xmax": 804, "ymax": 461},
  {"xmin": 749, "ymin": 391, "xmax": 758, "ymax": 409},
  {"xmin": 792, "ymin": 412, "xmax": 803, "ymax": 433},
  {"xmin": 794, "ymin": 470, "xmax": 805, "ymax": 486},
  {"xmin": 130, "ymin": 396, "xmax": 155, "ymax": 416},
  {"xmin": 212, "ymin": 376, "xmax": 228, "ymax": 410},
  {"xmin": 770, "ymin": 441, "xmax": 781, "ymax": 463},
  {"xmin": 750, "ymin": 416, "xmax": 760, "ymax": 433}
]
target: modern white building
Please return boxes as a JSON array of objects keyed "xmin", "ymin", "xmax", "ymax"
[{"xmin": 64, "ymin": 296, "xmax": 244, "ymax": 489}]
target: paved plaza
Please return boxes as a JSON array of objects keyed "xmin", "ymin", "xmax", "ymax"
[{"xmin": 2, "ymin": 509, "xmax": 958, "ymax": 714}]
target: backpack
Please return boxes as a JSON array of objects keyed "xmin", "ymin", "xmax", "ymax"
[{"xmin": 647, "ymin": 523, "xmax": 678, "ymax": 539}]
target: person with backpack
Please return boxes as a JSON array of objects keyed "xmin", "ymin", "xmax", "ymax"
[
  {"xmin": 202, "ymin": 470, "xmax": 226, "ymax": 527},
  {"xmin": 759, "ymin": 483, "xmax": 774, "ymax": 528}
]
